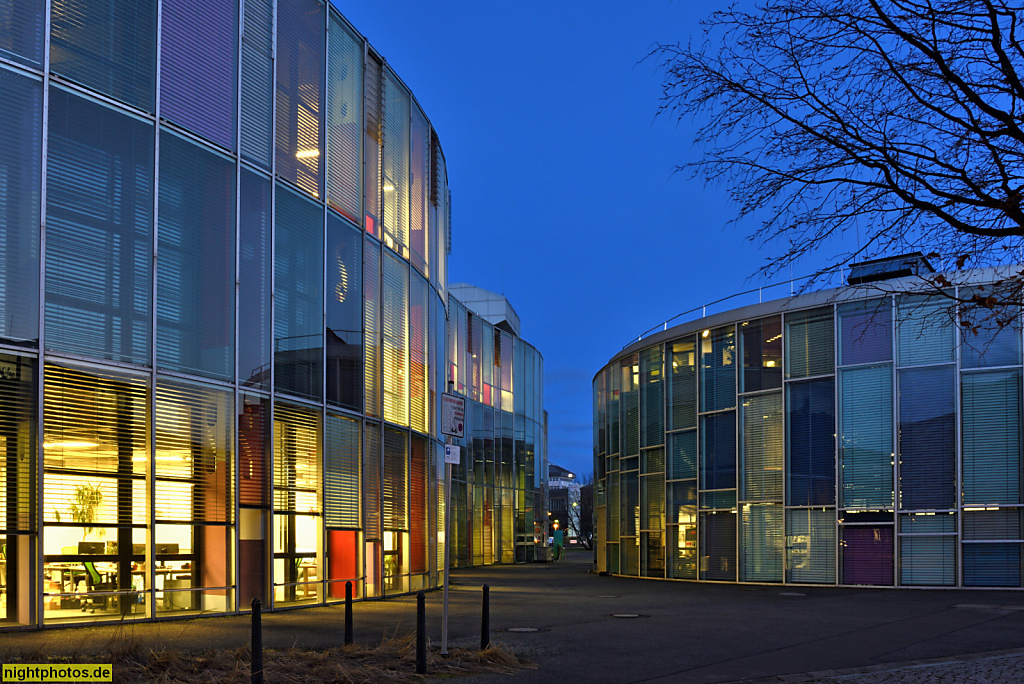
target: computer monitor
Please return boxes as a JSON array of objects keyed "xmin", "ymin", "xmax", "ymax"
[
  {"xmin": 155, "ymin": 543, "xmax": 179, "ymax": 555},
  {"xmin": 78, "ymin": 541, "xmax": 105, "ymax": 555}
]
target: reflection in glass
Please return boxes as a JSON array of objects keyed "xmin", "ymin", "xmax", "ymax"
[{"xmin": 326, "ymin": 216, "xmax": 363, "ymax": 411}]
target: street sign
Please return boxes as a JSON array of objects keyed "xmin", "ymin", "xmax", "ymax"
[
  {"xmin": 444, "ymin": 445, "xmax": 461, "ymax": 465},
  {"xmin": 441, "ymin": 393, "xmax": 465, "ymax": 438}
]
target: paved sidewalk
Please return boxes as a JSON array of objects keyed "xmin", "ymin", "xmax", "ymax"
[{"xmin": 3, "ymin": 550, "xmax": 1024, "ymax": 683}]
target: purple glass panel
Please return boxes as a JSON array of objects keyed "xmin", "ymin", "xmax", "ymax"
[
  {"xmin": 840, "ymin": 301, "xmax": 892, "ymax": 365},
  {"xmin": 160, "ymin": 0, "xmax": 237, "ymax": 149},
  {"xmin": 842, "ymin": 526, "xmax": 893, "ymax": 585}
]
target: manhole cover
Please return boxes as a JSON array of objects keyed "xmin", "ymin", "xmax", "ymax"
[
  {"xmin": 506, "ymin": 627, "xmax": 539, "ymax": 633},
  {"xmin": 611, "ymin": 613, "xmax": 643, "ymax": 618},
  {"xmin": 597, "ymin": 595, "xmax": 621, "ymax": 598},
  {"xmin": 779, "ymin": 592, "xmax": 806, "ymax": 597}
]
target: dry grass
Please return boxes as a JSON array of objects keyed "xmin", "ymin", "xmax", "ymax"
[{"xmin": 1, "ymin": 635, "xmax": 534, "ymax": 683}]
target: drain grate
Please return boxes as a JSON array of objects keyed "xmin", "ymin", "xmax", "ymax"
[
  {"xmin": 506, "ymin": 627, "xmax": 540, "ymax": 633},
  {"xmin": 779, "ymin": 592, "xmax": 806, "ymax": 596},
  {"xmin": 611, "ymin": 613, "xmax": 643, "ymax": 618},
  {"xmin": 597, "ymin": 595, "xmax": 621, "ymax": 599}
]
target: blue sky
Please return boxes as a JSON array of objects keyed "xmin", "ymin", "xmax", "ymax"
[{"xmin": 336, "ymin": 1, "xmax": 830, "ymax": 476}]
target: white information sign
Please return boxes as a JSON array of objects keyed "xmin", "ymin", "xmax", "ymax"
[
  {"xmin": 441, "ymin": 393, "xmax": 465, "ymax": 438},
  {"xmin": 444, "ymin": 445, "xmax": 461, "ymax": 465}
]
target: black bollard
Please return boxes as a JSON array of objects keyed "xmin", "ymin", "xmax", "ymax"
[
  {"xmin": 480, "ymin": 584, "xmax": 490, "ymax": 650},
  {"xmin": 344, "ymin": 581, "xmax": 353, "ymax": 645},
  {"xmin": 251, "ymin": 598, "xmax": 263, "ymax": 684},
  {"xmin": 416, "ymin": 591, "xmax": 426, "ymax": 674}
]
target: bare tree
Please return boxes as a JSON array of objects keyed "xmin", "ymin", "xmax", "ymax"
[{"xmin": 652, "ymin": 1, "xmax": 1024, "ymax": 314}]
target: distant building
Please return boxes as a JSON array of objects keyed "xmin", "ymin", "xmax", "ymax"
[
  {"xmin": 549, "ymin": 464, "xmax": 581, "ymax": 542},
  {"xmin": 446, "ymin": 286, "xmax": 547, "ymax": 566}
]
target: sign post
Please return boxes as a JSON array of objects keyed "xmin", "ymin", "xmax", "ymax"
[{"xmin": 439, "ymin": 392, "xmax": 465, "ymax": 656}]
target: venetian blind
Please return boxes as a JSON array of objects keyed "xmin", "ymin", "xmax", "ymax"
[
  {"xmin": 324, "ymin": 412, "xmax": 360, "ymax": 528},
  {"xmin": 785, "ymin": 508, "xmax": 835, "ymax": 584},
  {"xmin": 740, "ymin": 503, "xmax": 783, "ymax": 582},
  {"xmin": 962, "ymin": 370, "xmax": 1022, "ymax": 505},
  {"xmin": 640, "ymin": 346, "xmax": 664, "ymax": 448},
  {"xmin": 741, "ymin": 392, "xmax": 783, "ymax": 502},
  {"xmin": 896, "ymin": 294, "xmax": 954, "ymax": 366},
  {"xmin": 154, "ymin": 380, "xmax": 233, "ymax": 524},
  {"xmin": 382, "ymin": 427, "xmax": 407, "ymax": 530},
  {"xmin": 897, "ymin": 366, "xmax": 956, "ymax": 510},
  {"xmin": 0, "ymin": 354, "xmax": 35, "ymax": 533},
  {"xmin": 410, "ymin": 434, "xmax": 427, "ymax": 573},
  {"xmin": 273, "ymin": 403, "xmax": 320, "ymax": 515},
  {"xmin": 382, "ymin": 253, "xmax": 409, "ymax": 426},
  {"xmin": 785, "ymin": 308, "xmax": 834, "ymax": 379},
  {"xmin": 363, "ymin": 424, "xmax": 381, "ymax": 540},
  {"xmin": 240, "ymin": 0, "xmax": 274, "ymax": 168},
  {"xmin": 840, "ymin": 365, "xmax": 893, "ymax": 508},
  {"xmin": 786, "ymin": 379, "xmax": 835, "ymax": 507},
  {"xmin": 326, "ymin": 12, "xmax": 362, "ymax": 222},
  {"xmin": 160, "ymin": 0, "xmax": 236, "ymax": 149}
]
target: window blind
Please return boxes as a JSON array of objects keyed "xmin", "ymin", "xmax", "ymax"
[
  {"xmin": 896, "ymin": 294, "xmax": 954, "ymax": 366},
  {"xmin": 669, "ymin": 430, "xmax": 696, "ymax": 480},
  {"xmin": 238, "ymin": 171, "xmax": 272, "ymax": 389},
  {"xmin": 382, "ymin": 71, "xmax": 410, "ymax": 255},
  {"xmin": 701, "ymin": 326, "xmax": 736, "ymax": 412},
  {"xmin": 410, "ymin": 106, "xmax": 430, "ymax": 275},
  {"xmin": 363, "ymin": 51, "xmax": 383, "ymax": 236},
  {"xmin": 240, "ymin": 0, "xmax": 274, "ymax": 168},
  {"xmin": 840, "ymin": 365, "xmax": 893, "ymax": 508},
  {"xmin": 963, "ymin": 370, "xmax": 1021, "ymax": 505},
  {"xmin": 274, "ymin": 185, "xmax": 324, "ymax": 401},
  {"xmin": 641, "ymin": 346, "xmax": 664, "ymax": 448},
  {"xmin": 326, "ymin": 12, "xmax": 362, "ymax": 223},
  {"xmin": 382, "ymin": 253, "xmax": 409, "ymax": 426},
  {"xmin": 157, "ymin": 131, "xmax": 235, "ymax": 381},
  {"xmin": 701, "ymin": 412, "xmax": 736, "ymax": 491},
  {"xmin": 669, "ymin": 337, "xmax": 697, "ymax": 431},
  {"xmin": 275, "ymin": 0, "xmax": 324, "ymax": 197},
  {"xmin": 741, "ymin": 503, "xmax": 783, "ymax": 582},
  {"xmin": 741, "ymin": 392, "xmax": 783, "ymax": 502},
  {"xmin": 324, "ymin": 413, "xmax": 360, "ymax": 529},
  {"xmin": 409, "ymin": 273, "xmax": 428, "ymax": 434},
  {"xmin": 960, "ymin": 292, "xmax": 1023, "ymax": 368},
  {"xmin": 0, "ymin": 354, "xmax": 35, "ymax": 534},
  {"xmin": 898, "ymin": 366, "xmax": 955, "ymax": 510},
  {"xmin": 841, "ymin": 525, "xmax": 893, "ymax": 585},
  {"xmin": 43, "ymin": 363, "xmax": 148, "ymax": 528},
  {"xmin": 364, "ymin": 238, "xmax": 381, "ymax": 417},
  {"xmin": 839, "ymin": 300, "xmax": 892, "ymax": 366},
  {"xmin": 786, "ymin": 508, "xmax": 835, "ymax": 583},
  {"xmin": 0, "ymin": 0, "xmax": 45, "ymax": 67},
  {"xmin": 622, "ymin": 358, "xmax": 639, "ymax": 458},
  {"xmin": 46, "ymin": 87, "xmax": 153, "ymax": 365},
  {"xmin": 363, "ymin": 423, "xmax": 381, "ymax": 540},
  {"xmin": 0, "ymin": 69, "xmax": 41, "ymax": 346},
  {"xmin": 382, "ymin": 427, "xmax": 407, "ymax": 530},
  {"xmin": 963, "ymin": 508, "xmax": 1023, "ymax": 540},
  {"xmin": 741, "ymin": 317, "xmax": 782, "ymax": 392},
  {"xmin": 620, "ymin": 471, "xmax": 638, "ymax": 537},
  {"xmin": 160, "ymin": 0, "xmax": 236, "ymax": 150},
  {"xmin": 410, "ymin": 434, "xmax": 427, "ymax": 573},
  {"xmin": 963, "ymin": 543, "xmax": 1022, "ymax": 587},
  {"xmin": 786, "ymin": 379, "xmax": 835, "ymax": 507},
  {"xmin": 49, "ymin": 0, "xmax": 156, "ymax": 110},
  {"xmin": 700, "ymin": 510, "xmax": 736, "ymax": 581},
  {"xmin": 785, "ymin": 308, "xmax": 834, "ymax": 379},
  {"xmin": 900, "ymin": 535, "xmax": 955, "ymax": 586},
  {"xmin": 326, "ymin": 215, "xmax": 363, "ymax": 411},
  {"xmin": 154, "ymin": 379, "xmax": 233, "ymax": 524},
  {"xmin": 238, "ymin": 394, "xmax": 270, "ymax": 507},
  {"xmin": 273, "ymin": 403, "xmax": 320, "ymax": 515},
  {"xmin": 640, "ymin": 472, "xmax": 665, "ymax": 531},
  {"xmin": 669, "ymin": 480, "xmax": 697, "ymax": 520}
]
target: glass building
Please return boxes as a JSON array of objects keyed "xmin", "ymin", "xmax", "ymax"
[
  {"xmin": 594, "ymin": 261, "xmax": 1024, "ymax": 588},
  {"xmin": 0, "ymin": 0, "xmax": 545, "ymax": 628}
]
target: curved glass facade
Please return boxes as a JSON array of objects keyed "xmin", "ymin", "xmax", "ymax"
[
  {"xmin": 594, "ymin": 276, "xmax": 1024, "ymax": 588},
  {"xmin": 0, "ymin": 0, "xmax": 546, "ymax": 628}
]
